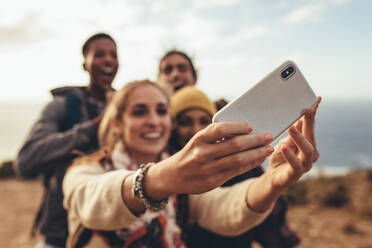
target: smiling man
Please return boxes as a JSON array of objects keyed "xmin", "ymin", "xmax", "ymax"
[
  {"xmin": 157, "ymin": 50, "xmax": 228, "ymax": 110},
  {"xmin": 13, "ymin": 33, "xmax": 119, "ymax": 248},
  {"xmin": 157, "ymin": 50, "xmax": 197, "ymax": 94}
]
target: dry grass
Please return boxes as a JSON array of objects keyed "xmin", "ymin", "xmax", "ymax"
[{"xmin": 283, "ymin": 169, "xmax": 372, "ymax": 248}]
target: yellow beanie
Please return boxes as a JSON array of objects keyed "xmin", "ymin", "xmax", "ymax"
[{"xmin": 170, "ymin": 86, "xmax": 217, "ymax": 118}]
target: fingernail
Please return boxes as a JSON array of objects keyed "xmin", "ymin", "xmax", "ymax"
[
  {"xmin": 267, "ymin": 146, "xmax": 274, "ymax": 154},
  {"xmin": 248, "ymin": 125, "xmax": 253, "ymax": 132},
  {"xmin": 282, "ymin": 145, "xmax": 289, "ymax": 152},
  {"xmin": 265, "ymin": 134, "xmax": 273, "ymax": 142},
  {"xmin": 290, "ymin": 126, "xmax": 298, "ymax": 134}
]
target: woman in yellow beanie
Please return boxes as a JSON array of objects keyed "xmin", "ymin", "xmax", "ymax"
[
  {"xmin": 169, "ymin": 86, "xmax": 217, "ymax": 152},
  {"xmin": 169, "ymin": 86, "xmax": 303, "ymax": 248}
]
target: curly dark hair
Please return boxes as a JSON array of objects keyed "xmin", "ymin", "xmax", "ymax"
[{"xmin": 82, "ymin": 33, "xmax": 116, "ymax": 57}]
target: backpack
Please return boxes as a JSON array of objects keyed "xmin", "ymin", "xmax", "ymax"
[{"xmin": 32, "ymin": 93, "xmax": 82, "ymax": 238}]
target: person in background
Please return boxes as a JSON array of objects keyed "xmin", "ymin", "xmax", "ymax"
[
  {"xmin": 13, "ymin": 32, "xmax": 119, "ymax": 248},
  {"xmin": 157, "ymin": 49, "xmax": 228, "ymax": 110},
  {"xmin": 62, "ymin": 79, "xmax": 320, "ymax": 247},
  {"xmin": 167, "ymin": 87, "xmax": 306, "ymax": 246},
  {"xmin": 157, "ymin": 50, "xmax": 197, "ymax": 95},
  {"xmin": 167, "ymin": 86, "xmax": 217, "ymax": 154}
]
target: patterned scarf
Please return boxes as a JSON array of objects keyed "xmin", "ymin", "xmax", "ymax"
[{"xmin": 77, "ymin": 142, "xmax": 188, "ymax": 248}]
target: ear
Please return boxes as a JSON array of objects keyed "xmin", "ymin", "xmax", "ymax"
[
  {"xmin": 82, "ymin": 62, "xmax": 87, "ymax": 72},
  {"xmin": 191, "ymin": 76, "xmax": 197, "ymax": 85},
  {"xmin": 192, "ymin": 69, "xmax": 198, "ymax": 85}
]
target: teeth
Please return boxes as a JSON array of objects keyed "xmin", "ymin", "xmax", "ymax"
[
  {"xmin": 143, "ymin": 132, "xmax": 161, "ymax": 139},
  {"xmin": 103, "ymin": 67, "xmax": 114, "ymax": 73}
]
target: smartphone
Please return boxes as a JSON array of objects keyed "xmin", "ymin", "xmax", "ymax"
[{"xmin": 212, "ymin": 60, "xmax": 317, "ymax": 141}]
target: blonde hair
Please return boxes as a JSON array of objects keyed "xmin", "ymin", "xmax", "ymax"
[{"xmin": 72, "ymin": 79, "xmax": 169, "ymax": 167}]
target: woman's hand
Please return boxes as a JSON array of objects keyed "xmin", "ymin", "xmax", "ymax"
[
  {"xmin": 146, "ymin": 122, "xmax": 274, "ymax": 199},
  {"xmin": 245, "ymin": 97, "xmax": 321, "ymax": 212},
  {"xmin": 268, "ymin": 96, "xmax": 321, "ymax": 189}
]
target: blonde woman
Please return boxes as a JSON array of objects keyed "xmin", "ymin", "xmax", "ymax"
[{"xmin": 63, "ymin": 80, "xmax": 320, "ymax": 247}]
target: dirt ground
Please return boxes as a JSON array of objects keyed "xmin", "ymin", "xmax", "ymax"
[
  {"xmin": 284, "ymin": 204, "xmax": 372, "ymax": 248},
  {"xmin": 0, "ymin": 178, "xmax": 42, "ymax": 248},
  {"xmin": 1, "ymin": 177, "xmax": 372, "ymax": 248}
]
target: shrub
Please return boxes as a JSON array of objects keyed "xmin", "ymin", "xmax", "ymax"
[
  {"xmin": 284, "ymin": 181, "xmax": 308, "ymax": 205},
  {"xmin": 358, "ymin": 203, "xmax": 372, "ymax": 221},
  {"xmin": 366, "ymin": 169, "xmax": 372, "ymax": 182},
  {"xmin": 342, "ymin": 222, "xmax": 362, "ymax": 235},
  {"xmin": 322, "ymin": 184, "xmax": 349, "ymax": 208}
]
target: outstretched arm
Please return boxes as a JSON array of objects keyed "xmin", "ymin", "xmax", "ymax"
[
  {"xmin": 64, "ymin": 121, "xmax": 274, "ymax": 229},
  {"xmin": 245, "ymin": 97, "xmax": 321, "ymax": 212},
  {"xmin": 122, "ymin": 121, "xmax": 274, "ymax": 214}
]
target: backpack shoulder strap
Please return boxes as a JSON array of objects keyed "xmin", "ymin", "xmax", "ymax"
[{"xmin": 60, "ymin": 93, "xmax": 82, "ymax": 131}]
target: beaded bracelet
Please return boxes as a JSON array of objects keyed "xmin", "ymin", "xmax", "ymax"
[{"xmin": 132, "ymin": 162, "xmax": 168, "ymax": 211}]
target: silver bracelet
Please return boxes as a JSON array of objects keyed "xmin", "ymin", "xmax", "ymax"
[{"xmin": 132, "ymin": 162, "xmax": 168, "ymax": 211}]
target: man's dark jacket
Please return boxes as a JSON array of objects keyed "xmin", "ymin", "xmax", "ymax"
[{"xmin": 14, "ymin": 86, "xmax": 105, "ymax": 247}]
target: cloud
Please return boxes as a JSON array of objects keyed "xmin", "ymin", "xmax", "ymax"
[
  {"xmin": 281, "ymin": 0, "xmax": 352, "ymax": 25},
  {"xmin": 234, "ymin": 26, "xmax": 268, "ymax": 41},
  {"xmin": 0, "ymin": 12, "xmax": 52, "ymax": 47},
  {"xmin": 191, "ymin": 0, "xmax": 242, "ymax": 9},
  {"xmin": 173, "ymin": 11, "xmax": 222, "ymax": 45},
  {"xmin": 213, "ymin": 26, "xmax": 269, "ymax": 51},
  {"xmin": 329, "ymin": 0, "xmax": 351, "ymax": 5},
  {"xmin": 282, "ymin": 3, "xmax": 326, "ymax": 25},
  {"xmin": 0, "ymin": 0, "xmax": 364, "ymax": 102}
]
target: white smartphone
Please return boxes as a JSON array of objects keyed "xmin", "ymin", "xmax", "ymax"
[{"xmin": 212, "ymin": 60, "xmax": 317, "ymax": 141}]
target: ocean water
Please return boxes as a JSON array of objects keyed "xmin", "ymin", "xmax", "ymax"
[
  {"xmin": 1, "ymin": 99, "xmax": 371, "ymax": 174},
  {"xmin": 314, "ymin": 99, "xmax": 372, "ymax": 170}
]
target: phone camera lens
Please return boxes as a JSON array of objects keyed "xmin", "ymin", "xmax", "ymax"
[
  {"xmin": 281, "ymin": 65, "xmax": 295, "ymax": 80},
  {"xmin": 281, "ymin": 70, "xmax": 288, "ymax": 78}
]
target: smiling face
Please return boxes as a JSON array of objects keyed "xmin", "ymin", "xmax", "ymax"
[
  {"xmin": 176, "ymin": 108, "xmax": 212, "ymax": 148},
  {"xmin": 84, "ymin": 37, "xmax": 119, "ymax": 94},
  {"xmin": 118, "ymin": 85, "xmax": 171, "ymax": 163},
  {"xmin": 157, "ymin": 53, "xmax": 196, "ymax": 93}
]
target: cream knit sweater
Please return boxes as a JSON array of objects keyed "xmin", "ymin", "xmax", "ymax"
[{"xmin": 63, "ymin": 161, "xmax": 271, "ymax": 247}]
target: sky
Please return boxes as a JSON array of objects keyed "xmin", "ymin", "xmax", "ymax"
[{"xmin": 1, "ymin": 0, "xmax": 371, "ymax": 104}]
